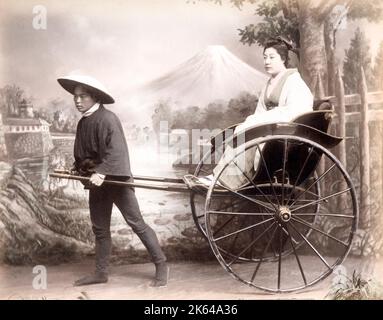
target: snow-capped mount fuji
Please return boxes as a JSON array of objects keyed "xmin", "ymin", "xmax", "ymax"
[
  {"xmin": 118, "ymin": 45, "xmax": 268, "ymax": 124},
  {"xmin": 144, "ymin": 45, "xmax": 267, "ymax": 104}
]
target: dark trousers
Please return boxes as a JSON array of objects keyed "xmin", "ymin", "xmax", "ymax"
[{"xmin": 89, "ymin": 181, "xmax": 166, "ymax": 274}]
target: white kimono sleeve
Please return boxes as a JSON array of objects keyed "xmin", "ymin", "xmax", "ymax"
[{"xmin": 234, "ymin": 72, "xmax": 313, "ymax": 135}]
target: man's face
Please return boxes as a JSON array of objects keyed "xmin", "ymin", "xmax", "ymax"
[{"xmin": 73, "ymin": 85, "xmax": 97, "ymax": 113}]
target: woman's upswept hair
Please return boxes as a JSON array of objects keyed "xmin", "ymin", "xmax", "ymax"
[{"xmin": 263, "ymin": 36, "xmax": 299, "ymax": 67}]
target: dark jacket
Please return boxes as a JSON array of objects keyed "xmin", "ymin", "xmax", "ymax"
[{"xmin": 74, "ymin": 105, "xmax": 132, "ymax": 178}]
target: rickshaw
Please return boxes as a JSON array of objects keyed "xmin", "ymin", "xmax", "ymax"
[{"xmin": 51, "ymin": 100, "xmax": 358, "ymax": 293}]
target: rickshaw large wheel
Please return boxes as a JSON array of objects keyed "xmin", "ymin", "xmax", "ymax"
[
  {"xmin": 190, "ymin": 136, "xmax": 321, "ymax": 262},
  {"xmin": 205, "ymin": 135, "xmax": 358, "ymax": 293}
]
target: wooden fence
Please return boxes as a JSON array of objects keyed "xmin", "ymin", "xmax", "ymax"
[{"xmin": 316, "ymin": 66, "xmax": 383, "ymax": 229}]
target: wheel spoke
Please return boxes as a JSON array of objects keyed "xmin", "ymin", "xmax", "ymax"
[
  {"xmin": 289, "ymin": 198, "xmax": 320, "ymax": 204},
  {"xmin": 290, "ymin": 188, "xmax": 351, "ymax": 212},
  {"xmin": 213, "ymin": 217, "xmax": 275, "ymax": 242},
  {"xmin": 228, "ymin": 221, "xmax": 277, "ymax": 267},
  {"xmin": 281, "ymin": 139, "xmax": 288, "ymax": 205},
  {"xmin": 291, "ymin": 216, "xmax": 349, "ymax": 247},
  {"xmin": 278, "ymin": 226, "xmax": 283, "ymax": 290},
  {"xmin": 280, "ymin": 225, "xmax": 299, "ymax": 245},
  {"xmin": 227, "ymin": 215, "xmax": 246, "ymax": 255},
  {"xmin": 250, "ymin": 225, "xmax": 279, "ymax": 282},
  {"xmin": 208, "ymin": 210, "xmax": 273, "ymax": 216},
  {"xmin": 293, "ymin": 213, "xmax": 355, "ymax": 218},
  {"xmin": 212, "ymin": 216, "xmax": 235, "ymax": 238},
  {"xmin": 196, "ymin": 197, "xmax": 241, "ymax": 225},
  {"xmin": 196, "ymin": 195, "xmax": 238, "ymax": 225},
  {"xmin": 213, "ymin": 183, "xmax": 275, "ymax": 212},
  {"xmin": 289, "ymin": 221, "xmax": 331, "ymax": 269},
  {"xmin": 261, "ymin": 218, "xmax": 278, "ymax": 259},
  {"xmin": 219, "ymin": 200, "xmax": 249, "ymax": 247},
  {"xmin": 256, "ymin": 144, "xmax": 280, "ymax": 206},
  {"xmin": 285, "ymin": 225, "xmax": 307, "ymax": 286},
  {"xmin": 256, "ymin": 202, "xmax": 279, "ymax": 258},
  {"xmin": 288, "ymin": 189, "xmax": 319, "ymax": 202},
  {"xmin": 232, "ymin": 160, "xmax": 278, "ymax": 211},
  {"xmin": 290, "ymin": 163, "xmax": 336, "ymax": 207}
]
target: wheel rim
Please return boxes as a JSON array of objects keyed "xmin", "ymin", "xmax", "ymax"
[
  {"xmin": 190, "ymin": 161, "xmax": 215, "ymax": 238},
  {"xmin": 191, "ymin": 136, "xmax": 228, "ymax": 238},
  {"xmin": 205, "ymin": 135, "xmax": 358, "ymax": 293}
]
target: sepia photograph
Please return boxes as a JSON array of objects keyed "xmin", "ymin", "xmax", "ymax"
[{"xmin": 0, "ymin": 0, "xmax": 382, "ymax": 303}]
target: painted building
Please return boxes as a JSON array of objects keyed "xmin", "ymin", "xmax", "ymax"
[
  {"xmin": 0, "ymin": 113, "xmax": 7, "ymax": 159},
  {"xmin": 3, "ymin": 117, "xmax": 50, "ymax": 134},
  {"xmin": 3, "ymin": 117, "xmax": 54, "ymax": 159},
  {"xmin": 2, "ymin": 99, "xmax": 54, "ymax": 159}
]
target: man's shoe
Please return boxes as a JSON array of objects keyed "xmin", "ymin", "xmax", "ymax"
[
  {"xmin": 73, "ymin": 272, "xmax": 108, "ymax": 286},
  {"xmin": 150, "ymin": 262, "xmax": 169, "ymax": 288}
]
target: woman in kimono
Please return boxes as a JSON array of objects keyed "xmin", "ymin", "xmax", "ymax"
[{"xmin": 192, "ymin": 37, "xmax": 313, "ymax": 189}]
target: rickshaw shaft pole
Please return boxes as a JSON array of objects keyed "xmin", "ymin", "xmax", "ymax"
[
  {"xmin": 53, "ymin": 169, "xmax": 184, "ymax": 184},
  {"xmin": 49, "ymin": 173, "xmax": 190, "ymax": 193}
]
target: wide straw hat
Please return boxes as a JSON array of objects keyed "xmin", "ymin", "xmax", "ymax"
[{"xmin": 57, "ymin": 74, "xmax": 115, "ymax": 104}]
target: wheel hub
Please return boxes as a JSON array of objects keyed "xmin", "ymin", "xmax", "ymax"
[{"xmin": 278, "ymin": 206, "xmax": 291, "ymax": 222}]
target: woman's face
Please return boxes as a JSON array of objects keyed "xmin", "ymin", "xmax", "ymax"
[{"xmin": 263, "ymin": 47, "xmax": 286, "ymax": 76}]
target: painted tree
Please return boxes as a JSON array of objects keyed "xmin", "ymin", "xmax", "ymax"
[
  {"xmin": 343, "ymin": 28, "xmax": 374, "ymax": 94},
  {"xmin": 0, "ymin": 85, "xmax": 26, "ymax": 116},
  {"xmin": 203, "ymin": 101, "xmax": 225, "ymax": 129},
  {"xmin": 372, "ymin": 41, "xmax": 383, "ymax": 90},
  {"xmin": 200, "ymin": 0, "xmax": 383, "ymax": 96},
  {"xmin": 151, "ymin": 100, "xmax": 172, "ymax": 131},
  {"xmin": 237, "ymin": 1, "xmax": 299, "ymax": 48},
  {"xmin": 151, "ymin": 100, "xmax": 173, "ymax": 152},
  {"xmin": 225, "ymin": 92, "xmax": 258, "ymax": 125}
]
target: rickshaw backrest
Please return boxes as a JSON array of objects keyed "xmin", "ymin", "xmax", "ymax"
[
  {"xmin": 252, "ymin": 100, "xmax": 334, "ymax": 186},
  {"xmin": 292, "ymin": 100, "xmax": 334, "ymax": 134}
]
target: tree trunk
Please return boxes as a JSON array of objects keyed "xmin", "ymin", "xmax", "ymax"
[
  {"xmin": 323, "ymin": 4, "xmax": 348, "ymax": 96},
  {"xmin": 298, "ymin": 6, "xmax": 328, "ymax": 94},
  {"xmin": 359, "ymin": 67, "xmax": 371, "ymax": 228},
  {"xmin": 324, "ymin": 22, "xmax": 336, "ymax": 96},
  {"xmin": 369, "ymin": 121, "xmax": 383, "ymax": 219}
]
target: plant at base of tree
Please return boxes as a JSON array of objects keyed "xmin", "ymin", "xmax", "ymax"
[{"xmin": 326, "ymin": 270, "xmax": 383, "ymax": 300}]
